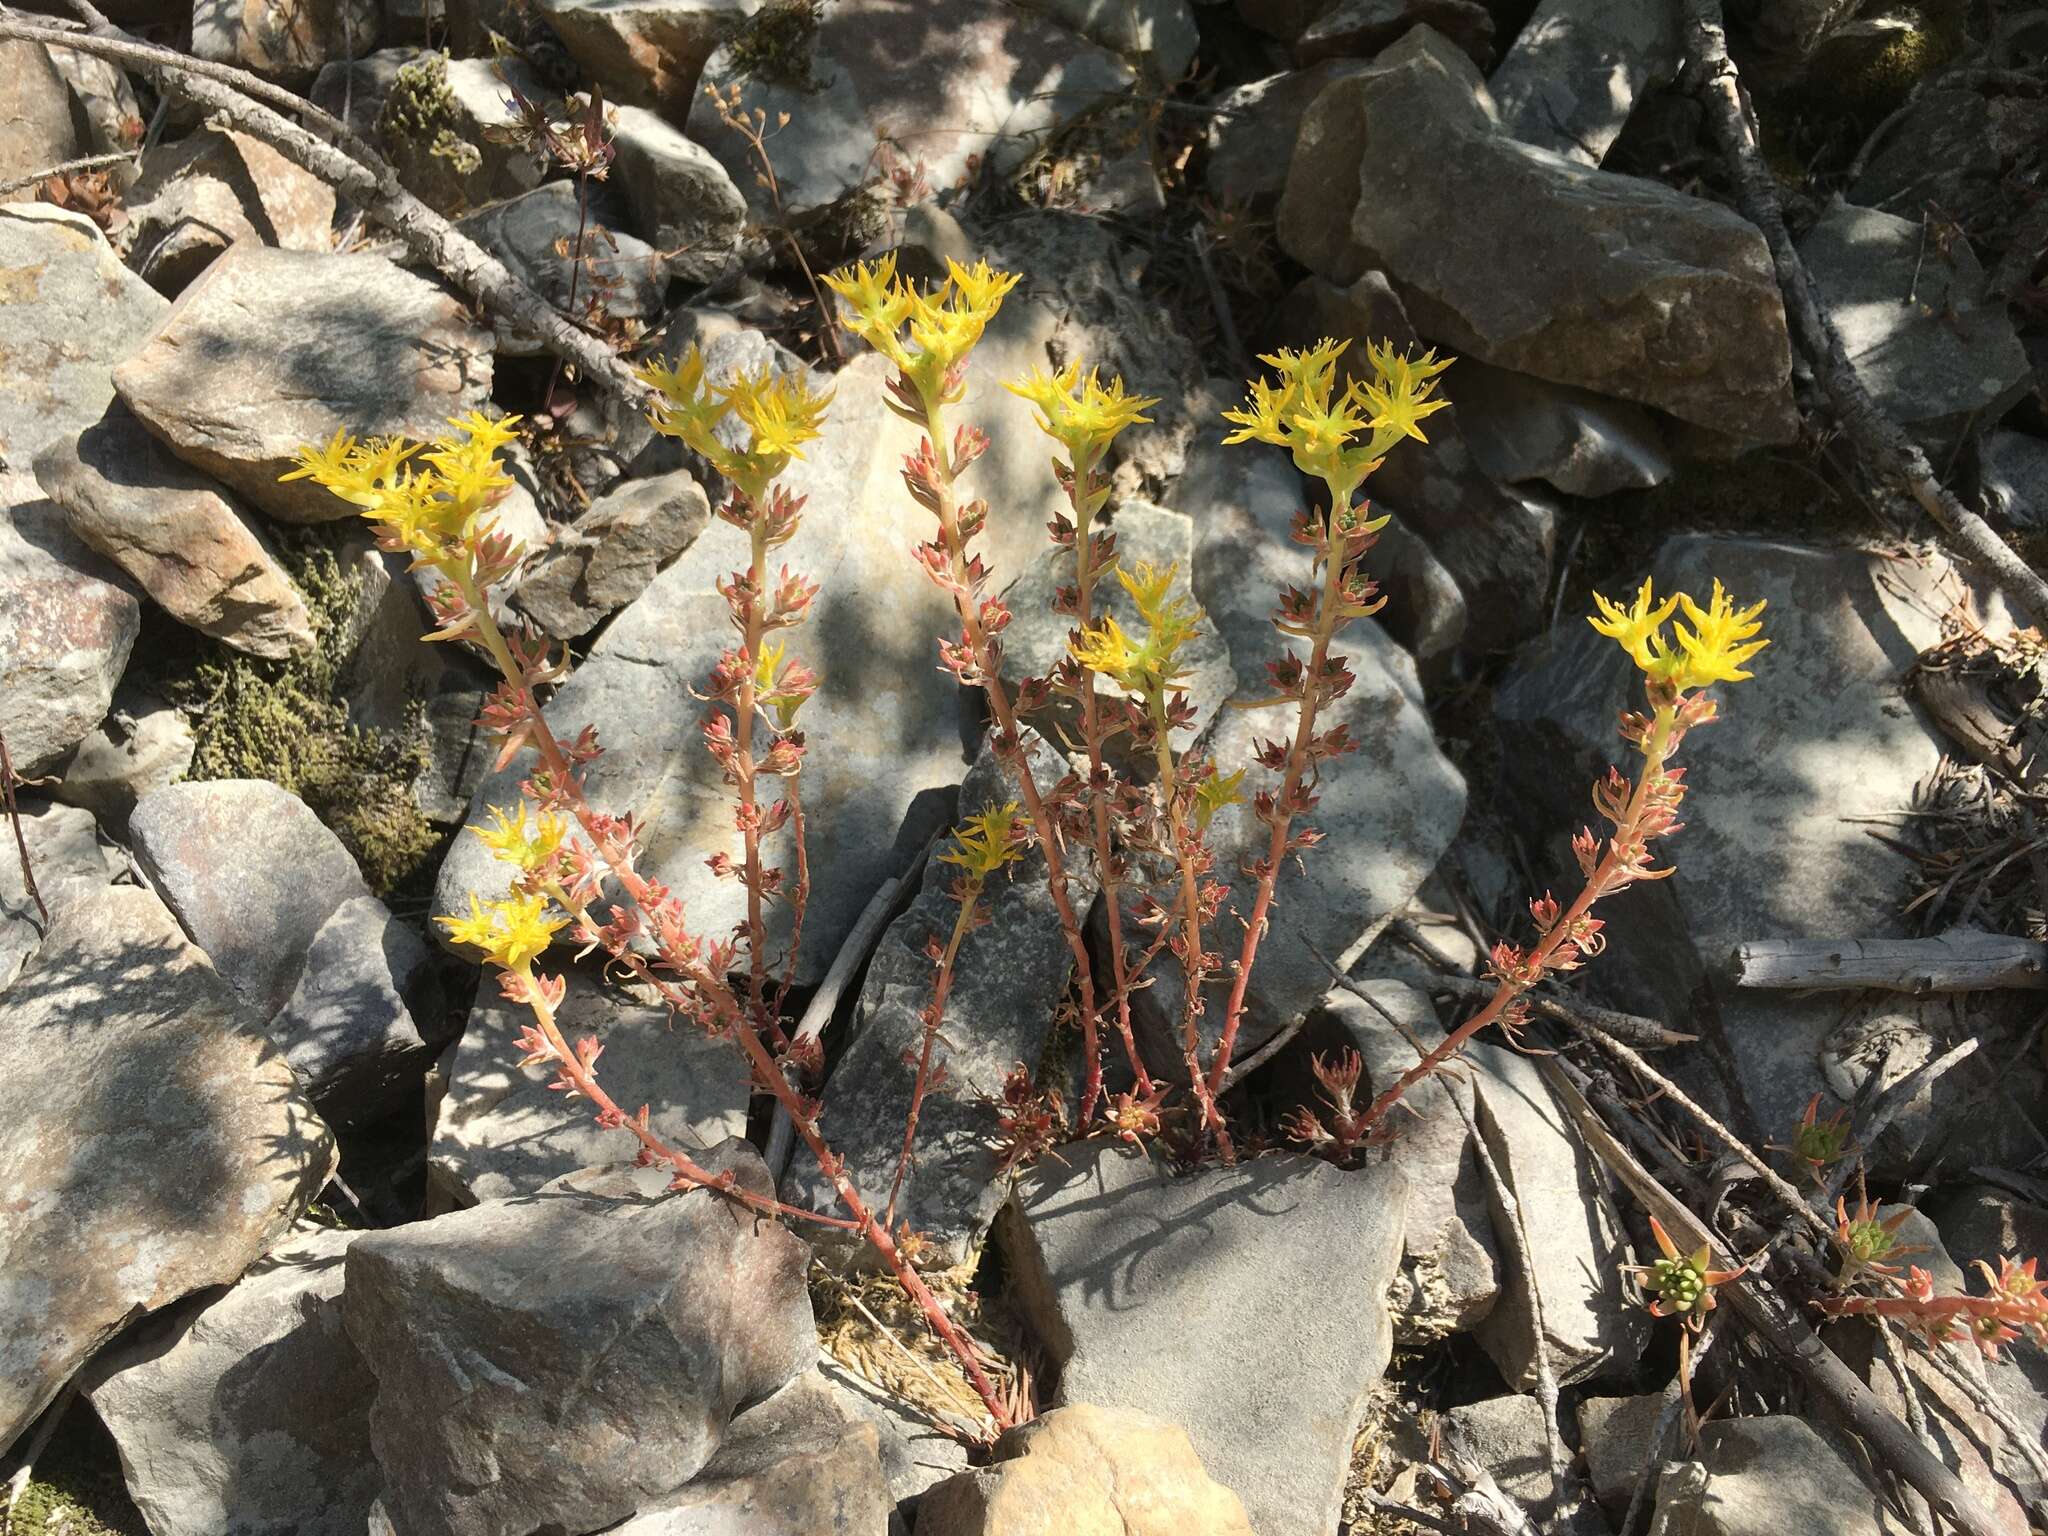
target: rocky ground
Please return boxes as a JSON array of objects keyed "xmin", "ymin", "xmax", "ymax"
[{"xmin": 4, "ymin": 0, "xmax": 2048, "ymax": 1532}]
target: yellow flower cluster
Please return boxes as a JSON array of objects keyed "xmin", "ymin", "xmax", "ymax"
[
  {"xmin": 439, "ymin": 891, "xmax": 566, "ymax": 972},
  {"xmin": 1589, "ymin": 578, "xmax": 1769, "ymax": 692},
  {"xmin": 470, "ymin": 802, "xmax": 568, "ymax": 875},
  {"xmin": 1069, "ymin": 562, "xmax": 1205, "ymax": 698},
  {"xmin": 639, "ymin": 346, "xmax": 832, "ymax": 502},
  {"xmin": 1222, "ymin": 338, "xmax": 1451, "ymax": 497},
  {"xmin": 1006, "ymin": 362, "xmax": 1157, "ymax": 466},
  {"xmin": 940, "ymin": 801, "xmax": 1026, "ymax": 881},
  {"xmin": 823, "ymin": 254, "xmax": 1021, "ymax": 403},
  {"xmin": 282, "ymin": 411, "xmax": 523, "ymax": 567}
]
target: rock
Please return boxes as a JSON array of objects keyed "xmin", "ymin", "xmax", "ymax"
[
  {"xmin": 1295, "ymin": 0, "xmax": 1495, "ymax": 67},
  {"xmin": 511, "ymin": 469, "xmax": 710, "ymax": 638},
  {"xmin": 42, "ymin": 45, "xmax": 142, "ymax": 167},
  {"xmin": 129, "ymin": 779, "xmax": 374, "ymax": 1019},
  {"xmin": 88, "ymin": 1227, "xmax": 379, "ymax": 1536},
  {"xmin": 919, "ymin": 1404, "xmax": 1256, "ymax": 1536},
  {"xmin": 1981, "ymin": 432, "xmax": 2048, "ymax": 528},
  {"xmin": 1205, "ymin": 64, "xmax": 1370, "ymax": 212},
  {"xmin": 998, "ymin": 501, "xmax": 1235, "ymax": 758},
  {"xmin": 113, "ymin": 243, "xmax": 493, "ymax": 524},
  {"xmin": 49, "ymin": 690, "xmax": 193, "ymax": 837},
  {"xmin": 0, "ymin": 881, "xmax": 336, "ymax": 1448},
  {"xmin": 34, "ymin": 405, "xmax": 316, "ymax": 659},
  {"xmin": 364, "ymin": 51, "xmax": 551, "ymax": 214},
  {"xmin": 273, "ymin": 895, "xmax": 440, "ymax": 1125},
  {"xmin": 1578, "ymin": 1389, "xmax": 1678, "ymax": 1517},
  {"xmin": 1012, "ymin": 0, "xmax": 1200, "ymax": 81},
  {"xmin": 1372, "ymin": 512, "xmax": 1470, "ymax": 663},
  {"xmin": 1850, "ymin": 86, "xmax": 2048, "ymax": 241},
  {"xmin": 457, "ymin": 181, "xmax": 667, "ymax": 356},
  {"xmin": 1452, "ymin": 358, "xmax": 1672, "ymax": 497},
  {"xmin": 0, "ymin": 799, "xmax": 120, "ymax": 992},
  {"xmin": 1278, "ymin": 27, "xmax": 1798, "ymax": 443},
  {"xmin": 192, "ymin": 0, "xmax": 380, "ymax": 82},
  {"xmin": 1325, "ymin": 982, "xmax": 1500, "ymax": 1340},
  {"xmin": 1277, "ymin": 272, "xmax": 1559, "ymax": 646},
  {"xmin": 343, "ymin": 1145, "xmax": 814, "ymax": 1536},
  {"xmin": 1440, "ymin": 1396, "xmax": 1558, "ymax": 1520},
  {"xmin": 818, "ymin": 1357, "xmax": 973, "ymax": 1505},
  {"xmin": 0, "ymin": 203, "xmax": 169, "ymax": 472},
  {"xmin": 1004, "ymin": 1144, "xmax": 1407, "ymax": 1536},
  {"xmin": 1468, "ymin": 1038, "xmax": 1645, "ymax": 1387},
  {"xmin": 310, "ymin": 45, "xmax": 420, "ymax": 140},
  {"xmin": 1236, "ymin": 0, "xmax": 1336, "ymax": 42},
  {"xmin": 431, "ymin": 964, "xmax": 750, "ymax": 1205},
  {"xmin": 688, "ymin": 0, "xmax": 1135, "ymax": 219},
  {"xmin": 1799, "ymin": 203, "xmax": 2030, "ymax": 458},
  {"xmin": 536, "ymin": 0, "xmax": 754, "ymax": 114},
  {"xmin": 1493, "ymin": 535, "xmax": 2037, "ymax": 1159},
  {"xmin": 124, "ymin": 129, "xmax": 336, "ymax": 296},
  {"xmin": 1648, "ymin": 1417, "xmax": 1896, "ymax": 1536},
  {"xmin": 611, "ymin": 104, "xmax": 751, "ymax": 285},
  {"xmin": 608, "ymin": 1371, "xmax": 892, "ymax": 1534},
  {"xmin": 1487, "ymin": 0, "xmax": 1681, "ymax": 166},
  {"xmin": 787, "ymin": 734, "xmax": 1096, "ymax": 1266},
  {"xmin": 0, "ymin": 42, "xmax": 84, "ymax": 185},
  {"xmin": 0, "ymin": 485, "xmax": 141, "ymax": 777}
]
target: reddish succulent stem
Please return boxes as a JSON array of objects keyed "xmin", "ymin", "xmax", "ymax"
[
  {"xmin": 884, "ymin": 884, "xmax": 981, "ymax": 1232},
  {"xmin": 771, "ymin": 768, "xmax": 810, "ymax": 1025},
  {"xmin": 734, "ymin": 519, "xmax": 775, "ymax": 1033},
  {"xmin": 1149, "ymin": 688, "xmax": 1222, "ymax": 1141}
]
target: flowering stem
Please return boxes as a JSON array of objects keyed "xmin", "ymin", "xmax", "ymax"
[
  {"xmin": 1149, "ymin": 687, "xmax": 1222, "ymax": 1139},
  {"xmin": 884, "ymin": 883, "xmax": 981, "ymax": 1232},
  {"xmin": 735, "ymin": 518, "xmax": 774, "ymax": 1032},
  {"xmin": 771, "ymin": 768, "xmax": 809, "ymax": 1025}
]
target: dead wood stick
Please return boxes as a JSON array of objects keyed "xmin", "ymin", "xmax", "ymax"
[
  {"xmin": 0, "ymin": 727, "xmax": 44, "ymax": 930},
  {"xmin": 1735, "ymin": 931, "xmax": 2048, "ymax": 993},
  {"xmin": 1817, "ymin": 1038, "xmax": 1982, "ymax": 1210},
  {"xmin": 0, "ymin": 11, "xmax": 649, "ymax": 408},
  {"xmin": 1683, "ymin": 0, "xmax": 2048, "ymax": 630},
  {"xmin": 1546, "ymin": 1061, "xmax": 2010, "ymax": 1536},
  {"xmin": 1429, "ymin": 972, "xmax": 1696, "ymax": 1049}
]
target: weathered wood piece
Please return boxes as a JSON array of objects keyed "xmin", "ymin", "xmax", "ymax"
[{"xmin": 1733, "ymin": 930, "xmax": 2048, "ymax": 993}]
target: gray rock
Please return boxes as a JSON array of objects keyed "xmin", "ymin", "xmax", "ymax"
[
  {"xmin": 431, "ymin": 964, "xmax": 750, "ymax": 1205},
  {"xmin": 124, "ymin": 128, "xmax": 337, "ymax": 295},
  {"xmin": 511, "ymin": 469, "xmax": 710, "ymax": 638},
  {"xmin": 1205, "ymin": 64, "xmax": 1371, "ymax": 212},
  {"xmin": 1981, "ymin": 431, "xmax": 2048, "ymax": 529},
  {"xmin": 1453, "ymin": 358, "xmax": 1672, "ymax": 496},
  {"xmin": 1578, "ymin": 1389, "xmax": 1679, "ymax": 1517},
  {"xmin": 818, "ymin": 1358, "xmax": 972, "ymax": 1505},
  {"xmin": 112, "ymin": 243, "xmax": 493, "ymax": 524},
  {"xmin": 192, "ymin": 0, "xmax": 380, "ymax": 82},
  {"xmin": 1235, "ymin": 0, "xmax": 1336, "ymax": 42},
  {"xmin": 1488, "ymin": 0, "xmax": 1681, "ymax": 166},
  {"xmin": 536, "ymin": 0, "xmax": 754, "ymax": 113},
  {"xmin": 1294, "ymin": 0, "xmax": 1495, "ymax": 66},
  {"xmin": 1649, "ymin": 1417, "xmax": 1896, "ymax": 1536},
  {"xmin": 787, "ymin": 734, "xmax": 1096, "ymax": 1267},
  {"xmin": 1278, "ymin": 27, "xmax": 1798, "ymax": 443},
  {"xmin": 1004, "ymin": 1144, "xmax": 1408, "ymax": 1536},
  {"xmin": 1278, "ymin": 272, "xmax": 1560, "ymax": 646},
  {"xmin": 1800, "ymin": 203, "xmax": 2030, "ymax": 457},
  {"xmin": 35, "ymin": 406, "xmax": 315, "ymax": 659},
  {"xmin": 0, "ymin": 882, "xmax": 336, "ymax": 1448},
  {"xmin": 611, "ymin": 105, "xmax": 751, "ymax": 284},
  {"xmin": 998, "ymin": 500, "xmax": 1235, "ymax": 757},
  {"xmin": 1850, "ymin": 87, "xmax": 2048, "ymax": 239},
  {"xmin": 1441, "ymin": 1396, "xmax": 1558, "ymax": 1520},
  {"xmin": 365, "ymin": 52, "xmax": 552, "ymax": 214},
  {"xmin": 88, "ymin": 1227, "xmax": 379, "ymax": 1536},
  {"xmin": 0, "ymin": 485, "xmax": 141, "ymax": 777},
  {"xmin": 50, "ymin": 690, "xmax": 194, "ymax": 838},
  {"xmin": 1469, "ymin": 1038, "xmax": 1646, "ymax": 1387},
  {"xmin": 608, "ymin": 1370, "xmax": 892, "ymax": 1534},
  {"xmin": 687, "ymin": 0, "xmax": 1134, "ymax": 219},
  {"xmin": 343, "ymin": 1146, "xmax": 815, "ymax": 1536},
  {"xmin": 1011, "ymin": 0, "xmax": 1200, "ymax": 81},
  {"xmin": 1326, "ymin": 982, "xmax": 1499, "ymax": 1340},
  {"xmin": 0, "ymin": 43, "xmax": 84, "ymax": 186},
  {"xmin": 0, "ymin": 203, "xmax": 169, "ymax": 472},
  {"xmin": 457, "ymin": 181, "xmax": 666, "ymax": 357},
  {"xmin": 1493, "ymin": 535, "xmax": 2032, "ymax": 1159},
  {"xmin": 309, "ymin": 45, "xmax": 422, "ymax": 143},
  {"xmin": 273, "ymin": 895, "xmax": 440, "ymax": 1125},
  {"xmin": 0, "ymin": 799, "xmax": 120, "ymax": 993},
  {"xmin": 129, "ymin": 779, "xmax": 374, "ymax": 1019}
]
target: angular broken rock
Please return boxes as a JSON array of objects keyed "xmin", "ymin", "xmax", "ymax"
[
  {"xmin": 431, "ymin": 964, "xmax": 749, "ymax": 1205},
  {"xmin": 1012, "ymin": 0, "xmax": 1199, "ymax": 82},
  {"xmin": 919, "ymin": 1404, "xmax": 1255, "ymax": 1536},
  {"xmin": 192, "ymin": 0, "xmax": 379, "ymax": 82},
  {"xmin": 1468, "ymin": 1038, "xmax": 1645, "ymax": 1388},
  {"xmin": 610, "ymin": 104, "xmax": 751, "ymax": 285},
  {"xmin": 35, "ymin": 405, "xmax": 315, "ymax": 659},
  {"xmin": 124, "ymin": 128, "xmax": 337, "ymax": 295},
  {"xmin": 1205, "ymin": 63, "xmax": 1370, "ymax": 212},
  {"xmin": 356, "ymin": 51, "xmax": 551, "ymax": 214},
  {"xmin": 1487, "ymin": 0, "xmax": 1682, "ymax": 166},
  {"xmin": 511, "ymin": 468, "xmax": 711, "ymax": 639},
  {"xmin": 0, "ymin": 203, "xmax": 169, "ymax": 471},
  {"xmin": 0, "ymin": 484, "xmax": 140, "ymax": 777},
  {"xmin": 534, "ymin": 0, "xmax": 753, "ymax": 114},
  {"xmin": 1279, "ymin": 26, "xmax": 1797, "ymax": 443},
  {"xmin": 458, "ymin": 181, "xmax": 666, "ymax": 357},
  {"xmin": 0, "ymin": 42, "xmax": 85, "ymax": 186},
  {"xmin": 1577, "ymin": 1388, "xmax": 1679, "ymax": 1517},
  {"xmin": 0, "ymin": 882, "xmax": 336, "ymax": 1448},
  {"xmin": 88, "ymin": 1227, "xmax": 379, "ymax": 1536},
  {"xmin": 1650, "ymin": 1417, "xmax": 1898, "ymax": 1536},
  {"xmin": 344, "ymin": 1146, "xmax": 815, "ymax": 1536},
  {"xmin": 787, "ymin": 733, "xmax": 1097, "ymax": 1267},
  {"xmin": 1451, "ymin": 357, "xmax": 1672, "ymax": 497},
  {"xmin": 49, "ymin": 690, "xmax": 195, "ymax": 838},
  {"xmin": 819, "ymin": 1356, "xmax": 973, "ymax": 1505},
  {"xmin": 1005, "ymin": 1144, "xmax": 1407, "ymax": 1536},
  {"xmin": 0, "ymin": 799, "xmax": 120, "ymax": 993},
  {"xmin": 1293, "ymin": 0, "xmax": 1494, "ymax": 67},
  {"xmin": 129, "ymin": 779, "xmax": 375, "ymax": 1020},
  {"xmin": 113, "ymin": 243, "xmax": 493, "ymax": 524}
]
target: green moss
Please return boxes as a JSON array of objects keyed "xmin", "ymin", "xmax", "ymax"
[
  {"xmin": 3, "ymin": 1405, "xmax": 146, "ymax": 1536},
  {"xmin": 377, "ymin": 51, "xmax": 485, "ymax": 213},
  {"xmin": 725, "ymin": 0, "xmax": 823, "ymax": 90}
]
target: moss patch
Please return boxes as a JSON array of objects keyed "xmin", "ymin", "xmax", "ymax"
[
  {"xmin": 3, "ymin": 1404, "xmax": 146, "ymax": 1536},
  {"xmin": 725, "ymin": 0, "xmax": 824, "ymax": 90},
  {"xmin": 377, "ymin": 50, "xmax": 486, "ymax": 214}
]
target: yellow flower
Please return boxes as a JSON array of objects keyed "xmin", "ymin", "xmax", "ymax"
[
  {"xmin": 641, "ymin": 348, "xmax": 832, "ymax": 500},
  {"xmin": 1589, "ymin": 578, "xmax": 1681, "ymax": 674},
  {"xmin": 940, "ymin": 801, "xmax": 1026, "ymax": 881},
  {"xmin": 1358, "ymin": 339, "xmax": 1453, "ymax": 445},
  {"xmin": 284, "ymin": 414, "xmax": 521, "ymax": 566},
  {"xmin": 469, "ymin": 803, "xmax": 567, "ymax": 874},
  {"xmin": 824, "ymin": 255, "xmax": 1020, "ymax": 401},
  {"xmin": 439, "ymin": 892, "xmax": 566, "ymax": 971},
  {"xmin": 1589, "ymin": 577, "xmax": 1768, "ymax": 692},
  {"xmin": 1070, "ymin": 565, "xmax": 1205, "ymax": 697},
  {"xmin": 1007, "ymin": 362, "xmax": 1157, "ymax": 462},
  {"xmin": 1069, "ymin": 615, "xmax": 1143, "ymax": 685},
  {"xmin": 1223, "ymin": 337, "xmax": 1452, "ymax": 497},
  {"xmin": 1194, "ymin": 767, "xmax": 1247, "ymax": 830}
]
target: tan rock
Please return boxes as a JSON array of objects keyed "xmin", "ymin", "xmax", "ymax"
[
  {"xmin": 0, "ymin": 41, "xmax": 82, "ymax": 184},
  {"xmin": 126, "ymin": 129, "xmax": 336, "ymax": 294},
  {"xmin": 191, "ymin": 0, "xmax": 380, "ymax": 82}
]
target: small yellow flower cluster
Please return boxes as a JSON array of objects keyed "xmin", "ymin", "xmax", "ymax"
[
  {"xmin": 1006, "ymin": 363, "xmax": 1157, "ymax": 467},
  {"xmin": 282, "ymin": 411, "xmax": 523, "ymax": 568},
  {"xmin": 639, "ymin": 346, "xmax": 832, "ymax": 503},
  {"xmin": 470, "ymin": 802, "xmax": 569, "ymax": 876},
  {"xmin": 1223, "ymin": 338, "xmax": 1451, "ymax": 497},
  {"xmin": 439, "ymin": 891, "xmax": 566, "ymax": 973},
  {"xmin": 1068, "ymin": 561, "xmax": 1205, "ymax": 698},
  {"xmin": 940, "ymin": 801, "xmax": 1026, "ymax": 882},
  {"xmin": 823, "ymin": 254, "xmax": 1021, "ymax": 403},
  {"xmin": 1589, "ymin": 578, "xmax": 1769, "ymax": 693}
]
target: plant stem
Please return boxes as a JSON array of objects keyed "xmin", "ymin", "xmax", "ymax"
[
  {"xmin": 884, "ymin": 884, "xmax": 981, "ymax": 1231},
  {"xmin": 0, "ymin": 725, "xmax": 45, "ymax": 929},
  {"xmin": 771, "ymin": 769, "xmax": 810, "ymax": 1024},
  {"xmin": 1150, "ymin": 687, "xmax": 1222, "ymax": 1141},
  {"xmin": 735, "ymin": 518, "xmax": 774, "ymax": 1032}
]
